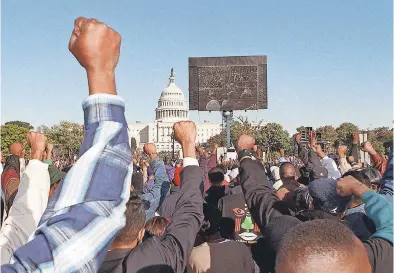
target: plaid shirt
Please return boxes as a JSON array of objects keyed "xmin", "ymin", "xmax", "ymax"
[{"xmin": 1, "ymin": 94, "xmax": 132, "ymax": 272}]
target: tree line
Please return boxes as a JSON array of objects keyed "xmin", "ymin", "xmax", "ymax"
[{"xmin": 1, "ymin": 120, "xmax": 392, "ymax": 159}]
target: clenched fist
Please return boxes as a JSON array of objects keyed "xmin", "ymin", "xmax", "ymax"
[
  {"xmin": 69, "ymin": 17, "xmax": 121, "ymax": 73},
  {"xmin": 361, "ymin": 141, "xmax": 376, "ymax": 155},
  {"xmin": 236, "ymin": 134, "xmax": 255, "ymax": 152},
  {"xmin": 173, "ymin": 121, "xmax": 197, "ymax": 158},
  {"xmin": 144, "ymin": 143, "xmax": 158, "ymax": 160},
  {"xmin": 27, "ymin": 132, "xmax": 47, "ymax": 160},
  {"xmin": 173, "ymin": 121, "xmax": 196, "ymax": 145}
]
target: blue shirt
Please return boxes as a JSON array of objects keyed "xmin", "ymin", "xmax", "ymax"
[{"xmin": 2, "ymin": 94, "xmax": 132, "ymax": 272}]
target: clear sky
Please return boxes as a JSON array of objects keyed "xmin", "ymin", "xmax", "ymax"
[{"xmin": 2, "ymin": 0, "xmax": 393, "ymax": 134}]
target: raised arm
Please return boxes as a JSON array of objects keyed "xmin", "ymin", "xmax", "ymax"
[
  {"xmin": 141, "ymin": 143, "xmax": 169, "ymax": 220},
  {"xmin": 125, "ymin": 121, "xmax": 204, "ymax": 273},
  {"xmin": 237, "ymin": 134, "xmax": 292, "ymax": 230},
  {"xmin": 0, "ymin": 133, "xmax": 50, "ymax": 265},
  {"xmin": 1, "ymin": 17, "xmax": 131, "ymax": 273},
  {"xmin": 337, "ymin": 175, "xmax": 393, "ymax": 270},
  {"xmin": 361, "ymin": 141, "xmax": 388, "ymax": 176}
]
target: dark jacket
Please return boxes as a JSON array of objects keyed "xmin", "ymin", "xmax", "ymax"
[
  {"xmin": 218, "ymin": 186, "xmax": 262, "ymax": 245},
  {"xmin": 239, "ymin": 157, "xmax": 393, "ymax": 273},
  {"xmin": 157, "ymin": 185, "xmax": 181, "ymax": 219},
  {"xmin": 204, "ymin": 185, "xmax": 231, "ymax": 208},
  {"xmin": 98, "ymin": 249, "xmax": 132, "ymax": 273},
  {"xmin": 100, "ymin": 165, "xmax": 204, "ymax": 273}
]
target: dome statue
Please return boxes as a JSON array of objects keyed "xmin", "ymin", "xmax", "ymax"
[{"xmin": 155, "ymin": 68, "xmax": 189, "ymax": 122}]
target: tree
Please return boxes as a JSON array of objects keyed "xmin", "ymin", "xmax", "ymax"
[
  {"xmin": 42, "ymin": 121, "xmax": 84, "ymax": 159},
  {"xmin": 369, "ymin": 127, "xmax": 393, "ymax": 155},
  {"xmin": 255, "ymin": 123, "xmax": 291, "ymax": 154},
  {"xmin": 206, "ymin": 117, "xmax": 263, "ymax": 147},
  {"xmin": 336, "ymin": 123, "xmax": 359, "ymax": 146},
  {"xmin": 1, "ymin": 123, "xmax": 31, "ymax": 156},
  {"xmin": 130, "ymin": 137, "xmax": 137, "ymax": 151},
  {"xmin": 5, "ymin": 121, "xmax": 34, "ymax": 130},
  {"xmin": 316, "ymin": 125, "xmax": 338, "ymax": 144}
]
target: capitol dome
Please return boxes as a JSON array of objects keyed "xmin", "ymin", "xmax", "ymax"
[{"xmin": 155, "ymin": 68, "xmax": 189, "ymax": 122}]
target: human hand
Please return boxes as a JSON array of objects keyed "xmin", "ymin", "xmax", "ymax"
[
  {"xmin": 336, "ymin": 145, "xmax": 348, "ymax": 158},
  {"xmin": 336, "ymin": 175, "xmax": 370, "ymax": 197},
  {"xmin": 236, "ymin": 134, "xmax": 255, "ymax": 152},
  {"xmin": 69, "ymin": 17, "xmax": 121, "ymax": 73},
  {"xmin": 68, "ymin": 17, "xmax": 121, "ymax": 95},
  {"xmin": 196, "ymin": 146, "xmax": 205, "ymax": 156},
  {"xmin": 361, "ymin": 141, "xmax": 376, "ymax": 155},
  {"xmin": 308, "ymin": 131, "xmax": 317, "ymax": 147},
  {"xmin": 211, "ymin": 143, "xmax": 219, "ymax": 154},
  {"xmin": 295, "ymin": 133, "xmax": 302, "ymax": 144},
  {"xmin": 352, "ymin": 133, "xmax": 359, "ymax": 145},
  {"xmin": 143, "ymin": 143, "xmax": 158, "ymax": 160},
  {"xmin": 173, "ymin": 121, "xmax": 197, "ymax": 158},
  {"xmin": 253, "ymin": 145, "xmax": 258, "ymax": 152},
  {"xmin": 26, "ymin": 132, "xmax": 47, "ymax": 160}
]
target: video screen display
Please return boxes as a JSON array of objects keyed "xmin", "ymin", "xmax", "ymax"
[{"xmin": 189, "ymin": 56, "xmax": 267, "ymax": 111}]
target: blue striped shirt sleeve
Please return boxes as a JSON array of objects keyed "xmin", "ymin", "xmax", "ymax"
[{"xmin": 1, "ymin": 94, "xmax": 132, "ymax": 273}]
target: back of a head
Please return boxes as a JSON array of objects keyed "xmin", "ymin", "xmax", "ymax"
[
  {"xmin": 145, "ymin": 216, "xmax": 169, "ymax": 238},
  {"xmin": 279, "ymin": 162, "xmax": 296, "ymax": 184},
  {"xmin": 112, "ymin": 195, "xmax": 146, "ymax": 246},
  {"xmin": 276, "ymin": 219, "xmax": 371, "ymax": 273},
  {"xmin": 208, "ymin": 167, "xmax": 225, "ymax": 185}
]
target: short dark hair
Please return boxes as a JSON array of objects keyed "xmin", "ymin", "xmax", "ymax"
[
  {"xmin": 145, "ymin": 216, "xmax": 169, "ymax": 238},
  {"xmin": 112, "ymin": 195, "xmax": 145, "ymax": 245},
  {"xmin": 276, "ymin": 219, "xmax": 357, "ymax": 272},
  {"xmin": 279, "ymin": 162, "xmax": 296, "ymax": 181},
  {"xmin": 208, "ymin": 167, "xmax": 225, "ymax": 184}
]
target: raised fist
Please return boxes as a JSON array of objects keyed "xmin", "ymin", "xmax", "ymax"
[
  {"xmin": 143, "ymin": 143, "xmax": 157, "ymax": 158},
  {"xmin": 236, "ymin": 134, "xmax": 255, "ymax": 152},
  {"xmin": 27, "ymin": 132, "xmax": 46, "ymax": 152},
  {"xmin": 361, "ymin": 141, "xmax": 375, "ymax": 154},
  {"xmin": 211, "ymin": 143, "xmax": 219, "ymax": 154},
  {"xmin": 173, "ymin": 121, "xmax": 196, "ymax": 145},
  {"xmin": 196, "ymin": 146, "xmax": 205, "ymax": 156},
  {"xmin": 68, "ymin": 17, "xmax": 121, "ymax": 73}
]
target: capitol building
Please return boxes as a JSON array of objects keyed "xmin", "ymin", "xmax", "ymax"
[{"xmin": 129, "ymin": 69, "xmax": 223, "ymax": 153}]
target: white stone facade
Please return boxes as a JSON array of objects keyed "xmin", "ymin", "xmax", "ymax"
[{"xmin": 129, "ymin": 69, "xmax": 223, "ymax": 153}]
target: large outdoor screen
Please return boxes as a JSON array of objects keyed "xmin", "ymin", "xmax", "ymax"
[{"xmin": 189, "ymin": 56, "xmax": 267, "ymax": 111}]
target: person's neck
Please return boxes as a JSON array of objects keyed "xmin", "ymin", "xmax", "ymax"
[{"xmin": 109, "ymin": 239, "xmax": 138, "ymax": 251}]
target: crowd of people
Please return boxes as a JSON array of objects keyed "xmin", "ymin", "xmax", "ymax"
[{"xmin": 0, "ymin": 17, "xmax": 392, "ymax": 273}]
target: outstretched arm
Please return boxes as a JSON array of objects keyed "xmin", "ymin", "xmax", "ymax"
[
  {"xmin": 0, "ymin": 137, "xmax": 50, "ymax": 265},
  {"xmin": 1, "ymin": 18, "xmax": 130, "ymax": 273},
  {"xmin": 125, "ymin": 121, "xmax": 204, "ymax": 273},
  {"xmin": 237, "ymin": 134, "xmax": 292, "ymax": 230},
  {"xmin": 141, "ymin": 144, "xmax": 170, "ymax": 220}
]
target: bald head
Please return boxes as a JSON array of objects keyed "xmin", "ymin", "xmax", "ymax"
[
  {"xmin": 276, "ymin": 219, "xmax": 371, "ymax": 273},
  {"xmin": 279, "ymin": 162, "xmax": 296, "ymax": 184},
  {"xmin": 10, "ymin": 143, "xmax": 24, "ymax": 158}
]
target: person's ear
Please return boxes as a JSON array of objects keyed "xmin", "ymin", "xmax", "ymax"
[{"xmin": 137, "ymin": 228, "xmax": 145, "ymax": 242}]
